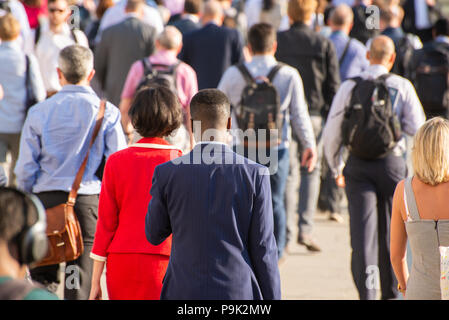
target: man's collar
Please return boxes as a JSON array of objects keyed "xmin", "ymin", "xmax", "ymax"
[{"xmin": 59, "ymin": 84, "xmax": 96, "ymax": 95}]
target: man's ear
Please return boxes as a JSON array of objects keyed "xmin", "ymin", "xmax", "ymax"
[
  {"xmin": 87, "ymin": 69, "xmax": 95, "ymax": 82},
  {"xmin": 227, "ymin": 117, "xmax": 231, "ymax": 130},
  {"xmin": 390, "ymin": 52, "xmax": 397, "ymax": 65}
]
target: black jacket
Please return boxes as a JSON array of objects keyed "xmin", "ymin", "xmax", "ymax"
[{"xmin": 275, "ymin": 22, "xmax": 340, "ymax": 119}]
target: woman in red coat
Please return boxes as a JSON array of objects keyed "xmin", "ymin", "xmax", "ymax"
[{"xmin": 89, "ymin": 87, "xmax": 183, "ymax": 300}]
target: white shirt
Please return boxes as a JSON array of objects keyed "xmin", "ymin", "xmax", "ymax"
[
  {"xmin": 245, "ymin": 0, "xmax": 289, "ymax": 32},
  {"xmin": 25, "ymin": 22, "xmax": 89, "ymax": 93},
  {"xmin": 323, "ymin": 64, "xmax": 426, "ymax": 177},
  {"xmin": 96, "ymin": 0, "xmax": 163, "ymax": 43}
]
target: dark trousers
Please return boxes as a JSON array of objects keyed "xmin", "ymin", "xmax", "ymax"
[
  {"xmin": 318, "ymin": 157, "xmax": 344, "ymax": 214},
  {"xmin": 343, "ymin": 153, "xmax": 406, "ymax": 300},
  {"xmin": 30, "ymin": 191, "xmax": 99, "ymax": 300}
]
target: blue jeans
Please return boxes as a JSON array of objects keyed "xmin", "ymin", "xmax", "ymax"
[
  {"xmin": 235, "ymin": 146, "xmax": 290, "ymax": 259},
  {"xmin": 297, "ymin": 115, "xmax": 323, "ymax": 237}
]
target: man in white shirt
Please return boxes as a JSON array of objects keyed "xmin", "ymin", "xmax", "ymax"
[
  {"xmin": 323, "ymin": 35, "xmax": 425, "ymax": 300},
  {"xmin": 25, "ymin": 0, "xmax": 89, "ymax": 97},
  {"xmin": 95, "ymin": 0, "xmax": 163, "ymax": 43}
]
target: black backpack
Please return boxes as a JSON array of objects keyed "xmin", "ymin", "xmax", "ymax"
[
  {"xmin": 391, "ymin": 34, "xmax": 415, "ymax": 79},
  {"xmin": 414, "ymin": 42, "xmax": 449, "ymax": 119},
  {"xmin": 135, "ymin": 59, "xmax": 180, "ymax": 95},
  {"xmin": 342, "ymin": 74, "xmax": 402, "ymax": 160},
  {"xmin": 236, "ymin": 63, "xmax": 283, "ymax": 148}
]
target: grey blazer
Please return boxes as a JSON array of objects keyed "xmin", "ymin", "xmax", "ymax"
[
  {"xmin": 0, "ymin": 166, "xmax": 7, "ymax": 186},
  {"xmin": 94, "ymin": 16, "xmax": 157, "ymax": 106}
]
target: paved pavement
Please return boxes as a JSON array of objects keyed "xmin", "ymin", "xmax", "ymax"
[{"xmin": 279, "ymin": 211, "xmax": 359, "ymax": 300}]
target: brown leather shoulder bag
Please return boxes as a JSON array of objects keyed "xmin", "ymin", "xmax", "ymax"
[{"xmin": 35, "ymin": 100, "xmax": 106, "ymax": 267}]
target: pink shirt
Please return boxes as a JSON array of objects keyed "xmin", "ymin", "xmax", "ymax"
[
  {"xmin": 163, "ymin": 0, "xmax": 184, "ymax": 16},
  {"xmin": 121, "ymin": 49, "xmax": 198, "ymax": 110}
]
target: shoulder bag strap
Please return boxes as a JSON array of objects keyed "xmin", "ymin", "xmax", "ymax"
[
  {"xmin": 339, "ymin": 38, "xmax": 351, "ymax": 66},
  {"xmin": 67, "ymin": 99, "xmax": 106, "ymax": 205}
]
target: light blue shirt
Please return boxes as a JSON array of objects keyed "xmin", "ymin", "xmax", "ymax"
[
  {"xmin": 14, "ymin": 85, "xmax": 127, "ymax": 194},
  {"xmin": 329, "ymin": 31, "xmax": 369, "ymax": 81},
  {"xmin": 0, "ymin": 41, "xmax": 46, "ymax": 133}
]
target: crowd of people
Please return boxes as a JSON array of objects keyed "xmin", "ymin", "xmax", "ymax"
[{"xmin": 0, "ymin": 0, "xmax": 449, "ymax": 301}]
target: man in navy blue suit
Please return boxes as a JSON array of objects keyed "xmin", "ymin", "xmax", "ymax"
[
  {"xmin": 145, "ymin": 89, "xmax": 281, "ymax": 300},
  {"xmin": 179, "ymin": 0, "xmax": 244, "ymax": 90}
]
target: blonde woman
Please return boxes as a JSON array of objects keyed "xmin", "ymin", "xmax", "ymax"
[{"xmin": 391, "ymin": 117, "xmax": 449, "ymax": 300}]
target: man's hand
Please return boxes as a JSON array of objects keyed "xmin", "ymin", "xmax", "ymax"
[
  {"xmin": 336, "ymin": 174, "xmax": 345, "ymax": 188},
  {"xmin": 301, "ymin": 147, "xmax": 317, "ymax": 172}
]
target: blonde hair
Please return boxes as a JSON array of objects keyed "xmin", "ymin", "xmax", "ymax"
[
  {"xmin": 0, "ymin": 14, "xmax": 21, "ymax": 41},
  {"xmin": 288, "ymin": 0, "xmax": 317, "ymax": 23},
  {"xmin": 412, "ymin": 117, "xmax": 449, "ymax": 186}
]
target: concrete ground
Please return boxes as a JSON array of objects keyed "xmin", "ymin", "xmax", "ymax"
[{"xmin": 279, "ymin": 211, "xmax": 359, "ymax": 300}]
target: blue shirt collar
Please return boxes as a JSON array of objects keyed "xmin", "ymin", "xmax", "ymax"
[
  {"xmin": 0, "ymin": 40, "xmax": 21, "ymax": 51},
  {"xmin": 331, "ymin": 30, "xmax": 348, "ymax": 39},
  {"xmin": 59, "ymin": 85, "xmax": 97, "ymax": 95},
  {"xmin": 250, "ymin": 55, "xmax": 277, "ymax": 65},
  {"xmin": 435, "ymin": 36, "xmax": 449, "ymax": 45}
]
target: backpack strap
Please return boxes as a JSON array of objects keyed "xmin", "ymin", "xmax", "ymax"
[
  {"xmin": 403, "ymin": 176, "xmax": 421, "ymax": 221},
  {"xmin": 141, "ymin": 58, "xmax": 153, "ymax": 76},
  {"xmin": 70, "ymin": 28, "xmax": 79, "ymax": 44},
  {"xmin": 0, "ymin": 278, "xmax": 37, "ymax": 300},
  {"xmin": 237, "ymin": 63, "xmax": 256, "ymax": 85},
  {"xmin": 267, "ymin": 63, "xmax": 283, "ymax": 83},
  {"xmin": 34, "ymin": 22, "xmax": 41, "ymax": 46},
  {"xmin": 339, "ymin": 38, "xmax": 351, "ymax": 66}
]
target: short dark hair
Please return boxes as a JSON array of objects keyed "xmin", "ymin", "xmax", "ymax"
[
  {"xmin": 248, "ymin": 23, "xmax": 276, "ymax": 54},
  {"xmin": 0, "ymin": 188, "xmax": 37, "ymax": 243},
  {"xmin": 435, "ymin": 18, "xmax": 449, "ymax": 37},
  {"xmin": 190, "ymin": 89, "xmax": 230, "ymax": 128},
  {"xmin": 184, "ymin": 0, "xmax": 202, "ymax": 14},
  {"xmin": 129, "ymin": 86, "xmax": 183, "ymax": 138}
]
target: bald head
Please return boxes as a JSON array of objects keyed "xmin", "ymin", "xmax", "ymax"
[
  {"xmin": 157, "ymin": 26, "xmax": 182, "ymax": 51},
  {"xmin": 368, "ymin": 35, "xmax": 396, "ymax": 67},
  {"xmin": 203, "ymin": 0, "xmax": 223, "ymax": 21},
  {"xmin": 329, "ymin": 4, "xmax": 354, "ymax": 30}
]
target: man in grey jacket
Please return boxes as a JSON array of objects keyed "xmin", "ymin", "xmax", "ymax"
[
  {"xmin": 218, "ymin": 23, "xmax": 317, "ymax": 261},
  {"xmin": 94, "ymin": 0, "xmax": 157, "ymax": 106}
]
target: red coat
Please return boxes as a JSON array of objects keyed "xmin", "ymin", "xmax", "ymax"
[{"xmin": 91, "ymin": 137, "xmax": 183, "ymax": 260}]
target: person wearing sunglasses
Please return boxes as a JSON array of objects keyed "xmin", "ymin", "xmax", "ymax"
[{"xmin": 25, "ymin": 0, "xmax": 89, "ymax": 98}]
